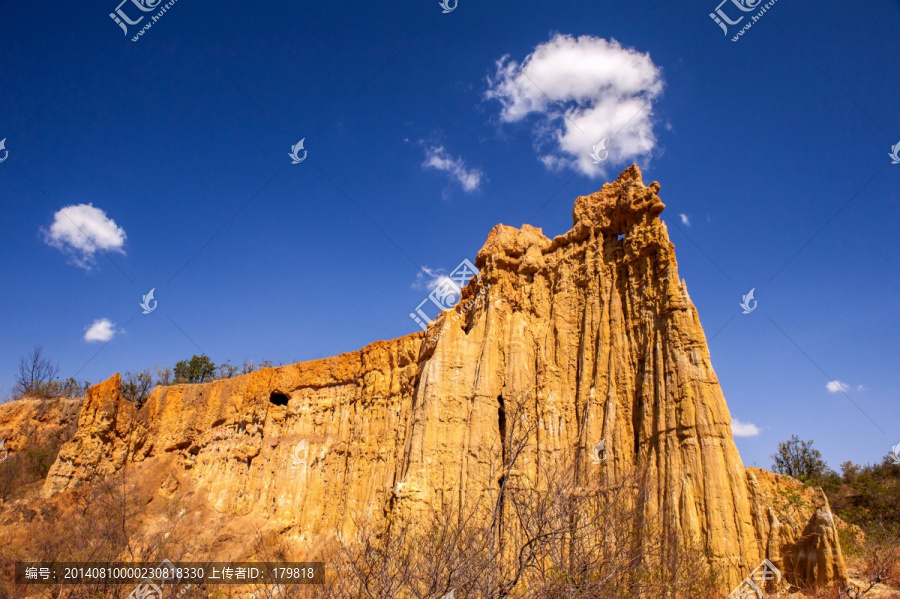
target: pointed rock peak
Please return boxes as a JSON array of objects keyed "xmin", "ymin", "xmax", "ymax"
[
  {"xmin": 617, "ymin": 163, "xmax": 644, "ymax": 183},
  {"xmin": 572, "ymin": 165, "xmax": 664, "ymax": 237}
]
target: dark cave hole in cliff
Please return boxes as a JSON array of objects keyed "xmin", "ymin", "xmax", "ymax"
[{"xmin": 269, "ymin": 391, "xmax": 289, "ymax": 406}]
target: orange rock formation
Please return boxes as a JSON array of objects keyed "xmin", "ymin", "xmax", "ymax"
[{"xmin": 4, "ymin": 166, "xmax": 846, "ymax": 591}]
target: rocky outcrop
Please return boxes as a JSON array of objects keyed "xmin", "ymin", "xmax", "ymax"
[
  {"xmin": 30, "ymin": 165, "xmax": 846, "ymax": 590},
  {"xmin": 44, "ymin": 336, "xmax": 423, "ymax": 542},
  {"xmin": 746, "ymin": 467, "xmax": 848, "ymax": 590},
  {"xmin": 0, "ymin": 396, "xmax": 81, "ymax": 458},
  {"xmin": 783, "ymin": 488, "xmax": 848, "ymax": 588}
]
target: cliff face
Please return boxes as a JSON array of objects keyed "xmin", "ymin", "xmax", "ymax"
[
  {"xmin": 44, "ymin": 335, "xmax": 423, "ymax": 542},
  {"xmin": 0, "ymin": 397, "xmax": 81, "ymax": 458},
  {"xmin": 30, "ymin": 165, "xmax": 845, "ymax": 589}
]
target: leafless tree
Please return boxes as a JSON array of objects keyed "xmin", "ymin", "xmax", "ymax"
[
  {"xmin": 155, "ymin": 364, "xmax": 174, "ymax": 386},
  {"xmin": 122, "ymin": 370, "xmax": 154, "ymax": 408},
  {"xmin": 311, "ymin": 386, "xmax": 720, "ymax": 599},
  {"xmin": 12, "ymin": 346, "xmax": 60, "ymax": 399}
]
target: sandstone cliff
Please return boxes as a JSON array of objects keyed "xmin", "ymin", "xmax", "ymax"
[
  {"xmin": 0, "ymin": 397, "xmax": 81, "ymax": 455},
  {"xmin": 7, "ymin": 166, "xmax": 846, "ymax": 591}
]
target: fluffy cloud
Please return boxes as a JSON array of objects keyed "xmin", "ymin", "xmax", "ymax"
[
  {"xmin": 422, "ymin": 145, "xmax": 483, "ymax": 192},
  {"xmin": 486, "ymin": 33, "xmax": 663, "ymax": 178},
  {"xmin": 43, "ymin": 204, "xmax": 126, "ymax": 269},
  {"xmin": 679, "ymin": 213, "xmax": 691, "ymax": 226},
  {"xmin": 414, "ymin": 266, "xmax": 462, "ymax": 296},
  {"xmin": 413, "ymin": 266, "xmax": 443, "ymax": 290},
  {"xmin": 826, "ymin": 380, "xmax": 850, "ymax": 393},
  {"xmin": 731, "ymin": 419, "xmax": 760, "ymax": 438},
  {"xmin": 84, "ymin": 318, "xmax": 117, "ymax": 343}
]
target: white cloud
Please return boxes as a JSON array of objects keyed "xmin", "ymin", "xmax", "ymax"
[
  {"xmin": 413, "ymin": 266, "xmax": 456, "ymax": 293},
  {"xmin": 43, "ymin": 204, "xmax": 126, "ymax": 269},
  {"xmin": 857, "ymin": 384, "xmax": 867, "ymax": 392},
  {"xmin": 422, "ymin": 145, "xmax": 483, "ymax": 192},
  {"xmin": 731, "ymin": 419, "xmax": 760, "ymax": 438},
  {"xmin": 485, "ymin": 33, "xmax": 663, "ymax": 178},
  {"xmin": 84, "ymin": 318, "xmax": 117, "ymax": 343},
  {"xmin": 679, "ymin": 213, "xmax": 690, "ymax": 226},
  {"xmin": 826, "ymin": 380, "xmax": 850, "ymax": 393}
]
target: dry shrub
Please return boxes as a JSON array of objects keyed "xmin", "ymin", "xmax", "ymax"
[
  {"xmin": 0, "ymin": 469, "xmax": 199, "ymax": 599},
  {"xmin": 308, "ymin": 388, "xmax": 719, "ymax": 599}
]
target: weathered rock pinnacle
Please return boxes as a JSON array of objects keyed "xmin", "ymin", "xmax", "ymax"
[{"xmin": 31, "ymin": 165, "xmax": 846, "ymax": 590}]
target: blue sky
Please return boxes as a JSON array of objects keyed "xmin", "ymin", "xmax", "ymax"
[{"xmin": 1, "ymin": 0, "xmax": 898, "ymax": 471}]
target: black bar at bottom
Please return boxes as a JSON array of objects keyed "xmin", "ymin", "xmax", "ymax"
[{"xmin": 15, "ymin": 562, "xmax": 324, "ymax": 585}]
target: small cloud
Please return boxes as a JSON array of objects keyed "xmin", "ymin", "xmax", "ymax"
[
  {"xmin": 422, "ymin": 145, "xmax": 483, "ymax": 192},
  {"xmin": 84, "ymin": 318, "xmax": 117, "ymax": 343},
  {"xmin": 485, "ymin": 33, "xmax": 663, "ymax": 178},
  {"xmin": 43, "ymin": 204, "xmax": 126, "ymax": 269},
  {"xmin": 412, "ymin": 266, "xmax": 455, "ymax": 293},
  {"xmin": 857, "ymin": 384, "xmax": 867, "ymax": 392},
  {"xmin": 826, "ymin": 380, "xmax": 850, "ymax": 393},
  {"xmin": 679, "ymin": 213, "xmax": 690, "ymax": 226},
  {"xmin": 731, "ymin": 419, "xmax": 760, "ymax": 438}
]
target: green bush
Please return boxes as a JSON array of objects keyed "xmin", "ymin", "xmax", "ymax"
[{"xmin": 173, "ymin": 354, "xmax": 217, "ymax": 384}]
